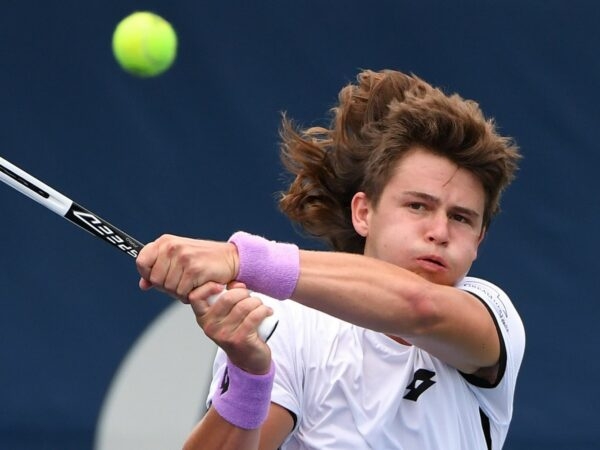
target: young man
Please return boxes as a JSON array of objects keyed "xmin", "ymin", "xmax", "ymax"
[{"xmin": 136, "ymin": 69, "xmax": 525, "ymax": 449}]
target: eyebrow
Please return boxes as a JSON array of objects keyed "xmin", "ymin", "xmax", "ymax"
[{"xmin": 403, "ymin": 191, "xmax": 481, "ymax": 220}]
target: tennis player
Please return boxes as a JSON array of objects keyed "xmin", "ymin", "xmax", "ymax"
[{"xmin": 137, "ymin": 69, "xmax": 525, "ymax": 449}]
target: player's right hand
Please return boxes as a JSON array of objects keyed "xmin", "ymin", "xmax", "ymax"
[{"xmin": 135, "ymin": 234, "xmax": 239, "ymax": 302}]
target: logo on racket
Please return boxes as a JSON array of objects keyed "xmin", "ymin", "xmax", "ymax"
[{"xmin": 71, "ymin": 209, "xmax": 140, "ymax": 257}]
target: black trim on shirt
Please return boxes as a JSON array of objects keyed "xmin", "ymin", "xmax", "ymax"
[
  {"xmin": 286, "ymin": 407, "xmax": 298, "ymax": 429},
  {"xmin": 460, "ymin": 292, "xmax": 507, "ymax": 388},
  {"xmin": 479, "ymin": 408, "xmax": 492, "ymax": 450}
]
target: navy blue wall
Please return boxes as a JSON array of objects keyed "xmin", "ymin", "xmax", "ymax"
[{"xmin": 1, "ymin": 1, "xmax": 598, "ymax": 448}]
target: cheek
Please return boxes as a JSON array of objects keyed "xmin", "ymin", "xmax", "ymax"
[
  {"xmin": 456, "ymin": 238, "xmax": 480, "ymax": 268},
  {"xmin": 368, "ymin": 231, "xmax": 412, "ymax": 264},
  {"xmin": 466, "ymin": 236, "xmax": 479, "ymax": 257}
]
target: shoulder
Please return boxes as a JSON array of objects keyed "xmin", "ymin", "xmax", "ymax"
[{"xmin": 457, "ymin": 277, "xmax": 524, "ymax": 340}]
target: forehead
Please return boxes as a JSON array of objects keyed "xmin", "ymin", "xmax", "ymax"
[{"xmin": 388, "ymin": 148, "xmax": 485, "ymax": 210}]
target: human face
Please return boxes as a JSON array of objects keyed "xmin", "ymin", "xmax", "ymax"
[{"xmin": 352, "ymin": 147, "xmax": 486, "ymax": 286}]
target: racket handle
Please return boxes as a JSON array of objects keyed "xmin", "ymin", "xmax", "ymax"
[{"xmin": 207, "ymin": 290, "xmax": 279, "ymax": 342}]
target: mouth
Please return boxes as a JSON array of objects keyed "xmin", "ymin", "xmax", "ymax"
[{"xmin": 417, "ymin": 255, "xmax": 448, "ymax": 270}]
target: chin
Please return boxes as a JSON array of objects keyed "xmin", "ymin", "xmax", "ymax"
[{"xmin": 414, "ymin": 270, "xmax": 456, "ymax": 286}]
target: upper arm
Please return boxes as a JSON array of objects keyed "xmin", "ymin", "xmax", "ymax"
[
  {"xmin": 406, "ymin": 283, "xmax": 501, "ymax": 375},
  {"xmin": 294, "ymin": 251, "xmax": 501, "ymax": 375}
]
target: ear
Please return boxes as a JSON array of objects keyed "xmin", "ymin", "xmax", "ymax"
[
  {"xmin": 477, "ymin": 226, "xmax": 487, "ymax": 246},
  {"xmin": 351, "ymin": 192, "xmax": 370, "ymax": 237},
  {"xmin": 473, "ymin": 226, "xmax": 487, "ymax": 259}
]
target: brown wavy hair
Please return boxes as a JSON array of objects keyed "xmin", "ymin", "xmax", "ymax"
[{"xmin": 278, "ymin": 69, "xmax": 521, "ymax": 253}]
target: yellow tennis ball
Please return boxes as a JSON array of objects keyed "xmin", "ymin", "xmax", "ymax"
[{"xmin": 112, "ymin": 11, "xmax": 178, "ymax": 78}]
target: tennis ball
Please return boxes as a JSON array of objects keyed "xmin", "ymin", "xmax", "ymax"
[{"xmin": 112, "ymin": 11, "xmax": 178, "ymax": 77}]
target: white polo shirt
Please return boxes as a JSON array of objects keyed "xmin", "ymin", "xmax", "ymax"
[{"xmin": 208, "ymin": 276, "xmax": 525, "ymax": 449}]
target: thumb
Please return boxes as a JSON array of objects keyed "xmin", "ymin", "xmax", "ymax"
[
  {"xmin": 226, "ymin": 280, "xmax": 247, "ymax": 290},
  {"xmin": 139, "ymin": 277, "xmax": 153, "ymax": 291}
]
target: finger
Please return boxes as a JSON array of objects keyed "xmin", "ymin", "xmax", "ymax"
[
  {"xmin": 147, "ymin": 239, "xmax": 180, "ymax": 288},
  {"xmin": 163, "ymin": 260, "xmax": 184, "ymax": 294},
  {"xmin": 222, "ymin": 295, "xmax": 264, "ymax": 330},
  {"xmin": 136, "ymin": 241, "xmax": 159, "ymax": 280},
  {"xmin": 241, "ymin": 303, "xmax": 275, "ymax": 338},
  {"xmin": 217, "ymin": 300, "xmax": 273, "ymax": 347},
  {"xmin": 188, "ymin": 281, "xmax": 226, "ymax": 304},
  {"xmin": 178, "ymin": 261, "xmax": 210, "ymax": 300},
  {"xmin": 226, "ymin": 281, "xmax": 247, "ymax": 291},
  {"xmin": 194, "ymin": 287, "xmax": 253, "ymax": 336},
  {"xmin": 188, "ymin": 297, "xmax": 210, "ymax": 317},
  {"xmin": 188, "ymin": 282, "xmax": 225, "ymax": 316},
  {"xmin": 139, "ymin": 277, "xmax": 153, "ymax": 291}
]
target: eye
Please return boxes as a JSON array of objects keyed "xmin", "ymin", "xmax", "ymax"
[
  {"xmin": 450, "ymin": 213, "xmax": 470, "ymax": 224},
  {"xmin": 408, "ymin": 202, "xmax": 427, "ymax": 211}
]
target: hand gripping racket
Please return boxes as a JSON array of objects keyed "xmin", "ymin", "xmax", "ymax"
[{"xmin": 0, "ymin": 155, "xmax": 278, "ymax": 341}]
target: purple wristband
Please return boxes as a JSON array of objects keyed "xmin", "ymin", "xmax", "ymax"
[
  {"xmin": 228, "ymin": 231, "xmax": 300, "ymax": 300},
  {"xmin": 211, "ymin": 359, "xmax": 275, "ymax": 430}
]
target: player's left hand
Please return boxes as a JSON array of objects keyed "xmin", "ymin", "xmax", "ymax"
[{"xmin": 189, "ymin": 282, "xmax": 274, "ymax": 374}]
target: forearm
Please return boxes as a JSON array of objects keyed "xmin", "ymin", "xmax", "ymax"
[
  {"xmin": 228, "ymin": 232, "xmax": 498, "ymax": 371},
  {"xmin": 183, "ymin": 407, "xmax": 260, "ymax": 450},
  {"xmin": 229, "ymin": 232, "xmax": 434, "ymax": 337},
  {"xmin": 294, "ymin": 250, "xmax": 433, "ymax": 336}
]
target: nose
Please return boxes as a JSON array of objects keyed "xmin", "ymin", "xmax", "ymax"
[{"xmin": 425, "ymin": 213, "xmax": 450, "ymax": 245}]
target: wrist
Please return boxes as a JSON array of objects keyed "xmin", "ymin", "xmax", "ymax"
[
  {"xmin": 211, "ymin": 358, "xmax": 275, "ymax": 430},
  {"xmin": 228, "ymin": 231, "xmax": 300, "ymax": 300},
  {"xmin": 226, "ymin": 241, "xmax": 240, "ymax": 282}
]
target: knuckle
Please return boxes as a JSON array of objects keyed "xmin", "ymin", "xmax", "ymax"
[
  {"xmin": 199, "ymin": 319, "xmax": 215, "ymax": 335},
  {"xmin": 156, "ymin": 234, "xmax": 172, "ymax": 245},
  {"xmin": 166, "ymin": 242, "xmax": 180, "ymax": 257},
  {"xmin": 179, "ymin": 252, "xmax": 195, "ymax": 268}
]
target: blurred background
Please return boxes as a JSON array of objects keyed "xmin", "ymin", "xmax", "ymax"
[{"xmin": 0, "ymin": 1, "xmax": 598, "ymax": 449}]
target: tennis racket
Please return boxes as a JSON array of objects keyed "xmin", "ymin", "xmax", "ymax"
[{"xmin": 0, "ymin": 155, "xmax": 278, "ymax": 341}]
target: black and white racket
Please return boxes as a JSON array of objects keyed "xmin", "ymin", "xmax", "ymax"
[{"xmin": 0, "ymin": 155, "xmax": 278, "ymax": 341}]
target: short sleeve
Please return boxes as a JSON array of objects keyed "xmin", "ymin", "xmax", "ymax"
[{"xmin": 457, "ymin": 276, "xmax": 526, "ymax": 424}]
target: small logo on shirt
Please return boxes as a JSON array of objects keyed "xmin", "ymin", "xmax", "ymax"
[{"xmin": 403, "ymin": 369, "xmax": 436, "ymax": 401}]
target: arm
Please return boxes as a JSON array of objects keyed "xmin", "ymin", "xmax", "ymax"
[
  {"xmin": 219, "ymin": 233, "xmax": 498, "ymax": 376},
  {"xmin": 294, "ymin": 250, "xmax": 500, "ymax": 375},
  {"xmin": 183, "ymin": 407, "xmax": 260, "ymax": 450},
  {"xmin": 177, "ymin": 288, "xmax": 294, "ymax": 450},
  {"xmin": 183, "ymin": 403, "xmax": 293, "ymax": 450},
  {"xmin": 136, "ymin": 233, "xmax": 499, "ymax": 378}
]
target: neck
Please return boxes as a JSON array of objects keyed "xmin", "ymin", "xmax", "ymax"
[{"xmin": 388, "ymin": 335, "xmax": 412, "ymax": 346}]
